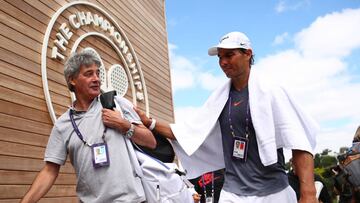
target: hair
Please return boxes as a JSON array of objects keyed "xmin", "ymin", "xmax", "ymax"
[
  {"xmin": 238, "ymin": 48, "xmax": 255, "ymax": 66},
  {"xmin": 64, "ymin": 50, "xmax": 101, "ymax": 92},
  {"xmin": 353, "ymin": 126, "xmax": 360, "ymax": 143}
]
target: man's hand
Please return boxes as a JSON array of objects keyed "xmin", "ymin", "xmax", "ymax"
[
  {"xmin": 133, "ymin": 106, "xmax": 152, "ymax": 127},
  {"xmin": 102, "ymin": 109, "xmax": 130, "ymax": 133},
  {"xmin": 133, "ymin": 107, "xmax": 176, "ymax": 140}
]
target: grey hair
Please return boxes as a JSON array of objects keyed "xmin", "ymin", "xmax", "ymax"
[{"xmin": 64, "ymin": 50, "xmax": 101, "ymax": 92}]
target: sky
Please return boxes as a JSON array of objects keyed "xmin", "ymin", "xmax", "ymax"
[{"xmin": 164, "ymin": 0, "xmax": 360, "ymax": 155}]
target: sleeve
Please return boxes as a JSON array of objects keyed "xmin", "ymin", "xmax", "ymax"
[
  {"xmin": 44, "ymin": 125, "xmax": 67, "ymax": 165},
  {"xmin": 114, "ymin": 96, "xmax": 142, "ymax": 125}
]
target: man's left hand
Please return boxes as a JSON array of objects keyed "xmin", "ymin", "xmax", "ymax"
[{"xmin": 102, "ymin": 109, "xmax": 130, "ymax": 133}]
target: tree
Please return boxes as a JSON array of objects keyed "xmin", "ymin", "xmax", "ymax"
[
  {"xmin": 320, "ymin": 155, "xmax": 337, "ymax": 168},
  {"xmin": 321, "ymin": 149, "xmax": 331, "ymax": 156}
]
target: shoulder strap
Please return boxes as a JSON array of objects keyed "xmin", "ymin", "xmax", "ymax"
[{"xmin": 113, "ymin": 98, "xmax": 143, "ymax": 177}]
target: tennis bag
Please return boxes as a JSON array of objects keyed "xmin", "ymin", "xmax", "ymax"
[
  {"xmin": 134, "ymin": 149, "xmax": 194, "ymax": 203},
  {"xmin": 137, "ymin": 131, "xmax": 175, "ymax": 163},
  {"xmin": 112, "ymin": 97, "xmax": 194, "ymax": 202}
]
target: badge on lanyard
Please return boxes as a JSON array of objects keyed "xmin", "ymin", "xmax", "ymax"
[
  {"xmin": 232, "ymin": 136, "xmax": 248, "ymax": 161},
  {"xmin": 205, "ymin": 196, "xmax": 213, "ymax": 203},
  {"xmin": 92, "ymin": 142, "xmax": 110, "ymax": 168}
]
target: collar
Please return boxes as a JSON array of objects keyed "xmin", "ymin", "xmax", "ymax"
[{"xmin": 69, "ymin": 97, "xmax": 99, "ymax": 114}]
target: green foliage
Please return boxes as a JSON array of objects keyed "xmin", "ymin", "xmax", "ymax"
[
  {"xmin": 320, "ymin": 155, "xmax": 337, "ymax": 168},
  {"xmin": 313, "ymin": 151, "xmax": 340, "ymax": 202}
]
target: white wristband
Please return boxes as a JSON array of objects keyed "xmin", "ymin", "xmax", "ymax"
[{"xmin": 149, "ymin": 118, "xmax": 156, "ymax": 131}]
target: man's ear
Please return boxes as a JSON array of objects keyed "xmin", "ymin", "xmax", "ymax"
[
  {"xmin": 70, "ymin": 77, "xmax": 76, "ymax": 87},
  {"xmin": 246, "ymin": 49, "xmax": 252, "ymax": 57}
]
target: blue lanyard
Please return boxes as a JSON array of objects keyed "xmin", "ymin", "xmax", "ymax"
[{"xmin": 69, "ymin": 109, "xmax": 106, "ymax": 146}]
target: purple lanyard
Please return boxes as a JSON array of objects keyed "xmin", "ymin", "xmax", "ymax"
[
  {"xmin": 228, "ymin": 95, "xmax": 250, "ymax": 139},
  {"xmin": 69, "ymin": 109, "xmax": 106, "ymax": 147}
]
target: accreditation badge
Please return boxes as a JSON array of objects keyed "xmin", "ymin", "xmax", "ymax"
[
  {"xmin": 232, "ymin": 137, "xmax": 248, "ymax": 161},
  {"xmin": 92, "ymin": 143, "xmax": 110, "ymax": 168},
  {"xmin": 205, "ymin": 196, "xmax": 213, "ymax": 203}
]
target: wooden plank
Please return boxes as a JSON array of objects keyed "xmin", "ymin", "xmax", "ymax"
[
  {"xmin": 0, "ymin": 185, "xmax": 76, "ymax": 199},
  {"xmin": 0, "ymin": 86, "xmax": 67, "ymax": 115},
  {"xmin": 0, "ymin": 35, "xmax": 40, "ymax": 66},
  {"xmin": 23, "ymin": 0, "xmax": 55, "ymax": 18},
  {"xmin": 2, "ymin": 0, "xmax": 49, "ymax": 33},
  {"xmin": 0, "ymin": 113, "xmax": 52, "ymax": 136},
  {"xmin": 0, "ymin": 22, "xmax": 41, "ymax": 54},
  {"xmin": 0, "ymin": 127, "xmax": 48, "ymax": 147},
  {"xmin": 0, "ymin": 73, "xmax": 71, "ymax": 108},
  {"xmin": 0, "ymin": 155, "xmax": 74, "ymax": 174},
  {"xmin": 0, "ymin": 140, "xmax": 45, "ymax": 160},
  {"xmin": 0, "ymin": 170, "xmax": 76, "ymax": 185},
  {"xmin": 39, "ymin": 197, "xmax": 78, "ymax": 203},
  {"xmin": 0, "ymin": 47, "xmax": 70, "ymax": 87},
  {"xmin": 0, "ymin": 10, "xmax": 44, "ymax": 43},
  {"xmin": 0, "ymin": 60, "xmax": 41, "ymax": 88},
  {"xmin": 0, "ymin": 197, "xmax": 78, "ymax": 203},
  {"xmin": 0, "ymin": 99, "xmax": 52, "ymax": 125},
  {"xmin": 0, "ymin": 48, "xmax": 40, "ymax": 76},
  {"xmin": 0, "ymin": 73, "xmax": 44, "ymax": 100}
]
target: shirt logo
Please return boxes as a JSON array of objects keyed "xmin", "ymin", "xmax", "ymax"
[{"xmin": 233, "ymin": 100, "xmax": 243, "ymax": 107}]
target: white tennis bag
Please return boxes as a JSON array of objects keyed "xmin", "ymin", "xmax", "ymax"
[
  {"xmin": 135, "ymin": 150, "xmax": 194, "ymax": 203},
  {"xmin": 123, "ymin": 136, "xmax": 194, "ymax": 203},
  {"xmin": 113, "ymin": 97, "xmax": 194, "ymax": 203}
]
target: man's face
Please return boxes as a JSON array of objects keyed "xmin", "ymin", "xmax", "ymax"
[
  {"xmin": 217, "ymin": 48, "xmax": 252, "ymax": 79},
  {"xmin": 70, "ymin": 63, "xmax": 101, "ymax": 100}
]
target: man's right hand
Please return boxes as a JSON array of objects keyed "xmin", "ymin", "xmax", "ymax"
[
  {"xmin": 133, "ymin": 107, "xmax": 152, "ymax": 127},
  {"xmin": 133, "ymin": 107, "xmax": 176, "ymax": 140}
]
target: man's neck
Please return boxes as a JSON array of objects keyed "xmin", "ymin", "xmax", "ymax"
[
  {"xmin": 231, "ymin": 72, "xmax": 250, "ymax": 91},
  {"xmin": 74, "ymin": 96, "xmax": 95, "ymax": 111}
]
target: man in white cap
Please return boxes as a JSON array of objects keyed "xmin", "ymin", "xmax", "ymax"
[{"xmin": 135, "ymin": 31, "xmax": 318, "ymax": 203}]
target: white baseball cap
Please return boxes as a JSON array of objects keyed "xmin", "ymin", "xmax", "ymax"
[{"xmin": 208, "ymin": 31, "xmax": 252, "ymax": 56}]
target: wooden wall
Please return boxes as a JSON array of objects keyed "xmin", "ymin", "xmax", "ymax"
[{"xmin": 0, "ymin": 0, "xmax": 173, "ymax": 202}]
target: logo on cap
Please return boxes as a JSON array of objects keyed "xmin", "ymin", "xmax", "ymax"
[{"xmin": 220, "ymin": 36, "xmax": 229, "ymax": 43}]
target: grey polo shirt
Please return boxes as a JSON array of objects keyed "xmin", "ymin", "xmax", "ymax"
[{"xmin": 45, "ymin": 96, "xmax": 145, "ymax": 203}]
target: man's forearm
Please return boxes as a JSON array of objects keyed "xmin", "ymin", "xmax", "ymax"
[
  {"xmin": 153, "ymin": 120, "xmax": 176, "ymax": 140},
  {"xmin": 292, "ymin": 150, "xmax": 317, "ymax": 203},
  {"xmin": 133, "ymin": 107, "xmax": 176, "ymax": 140},
  {"xmin": 21, "ymin": 162, "xmax": 60, "ymax": 203},
  {"xmin": 131, "ymin": 124, "xmax": 157, "ymax": 149}
]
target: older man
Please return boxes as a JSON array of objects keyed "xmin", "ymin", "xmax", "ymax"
[{"xmin": 22, "ymin": 50, "xmax": 156, "ymax": 203}]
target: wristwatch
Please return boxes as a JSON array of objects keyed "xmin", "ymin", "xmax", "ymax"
[{"xmin": 125, "ymin": 123, "xmax": 135, "ymax": 139}]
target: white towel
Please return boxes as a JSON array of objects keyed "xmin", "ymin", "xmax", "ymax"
[{"xmin": 170, "ymin": 69, "xmax": 319, "ymax": 179}]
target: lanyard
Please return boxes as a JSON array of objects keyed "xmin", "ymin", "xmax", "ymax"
[
  {"xmin": 69, "ymin": 109, "xmax": 106, "ymax": 147},
  {"xmin": 228, "ymin": 94, "xmax": 250, "ymax": 139},
  {"xmin": 201, "ymin": 172, "xmax": 214, "ymax": 198}
]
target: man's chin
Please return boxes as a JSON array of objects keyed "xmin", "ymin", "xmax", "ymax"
[{"xmin": 89, "ymin": 91, "xmax": 101, "ymax": 98}]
